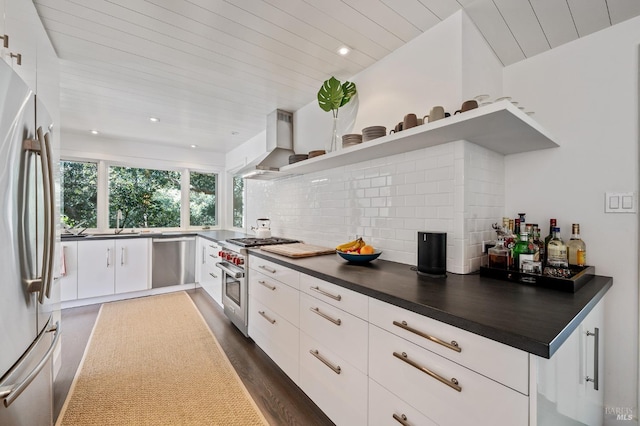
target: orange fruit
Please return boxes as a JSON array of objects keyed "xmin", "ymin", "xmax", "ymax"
[{"xmin": 360, "ymin": 245, "xmax": 375, "ymax": 255}]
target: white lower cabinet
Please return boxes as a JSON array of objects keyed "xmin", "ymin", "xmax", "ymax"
[
  {"xmin": 59, "ymin": 241, "xmax": 78, "ymax": 301},
  {"xmin": 196, "ymin": 237, "xmax": 223, "ymax": 306},
  {"xmin": 369, "ymin": 378, "xmax": 438, "ymax": 426},
  {"xmin": 246, "ymin": 256, "xmax": 606, "ymax": 426},
  {"xmin": 248, "ymin": 297, "xmax": 299, "ymax": 383},
  {"xmin": 533, "ymin": 299, "xmax": 605, "ymax": 425},
  {"xmin": 299, "ymin": 331, "xmax": 368, "ymax": 426},
  {"xmin": 369, "ymin": 324, "xmax": 528, "ymax": 426},
  {"xmin": 77, "ymin": 238, "xmax": 150, "ymax": 300}
]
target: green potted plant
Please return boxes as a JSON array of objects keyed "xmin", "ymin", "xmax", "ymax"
[{"xmin": 317, "ymin": 76, "xmax": 357, "ymax": 152}]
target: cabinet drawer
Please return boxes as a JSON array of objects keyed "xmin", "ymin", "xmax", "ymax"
[
  {"xmin": 204, "ymin": 241, "xmax": 221, "ymax": 265},
  {"xmin": 248, "ymin": 297, "xmax": 299, "ymax": 383},
  {"xmin": 249, "ymin": 256, "xmax": 300, "ymax": 289},
  {"xmin": 369, "ymin": 298, "xmax": 528, "ymax": 394},
  {"xmin": 300, "ymin": 274, "xmax": 368, "ymax": 320},
  {"xmin": 299, "ymin": 332, "xmax": 368, "ymax": 426},
  {"xmin": 369, "ymin": 325, "xmax": 528, "ymax": 426},
  {"xmin": 249, "ymin": 271, "xmax": 299, "ymax": 327},
  {"xmin": 369, "ymin": 378, "xmax": 438, "ymax": 426},
  {"xmin": 299, "ymin": 293, "xmax": 368, "ymax": 374}
]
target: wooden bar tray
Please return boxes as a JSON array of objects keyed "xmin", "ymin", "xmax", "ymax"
[{"xmin": 479, "ymin": 265, "xmax": 595, "ymax": 293}]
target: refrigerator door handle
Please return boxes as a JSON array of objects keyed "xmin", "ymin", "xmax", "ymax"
[
  {"xmin": 0, "ymin": 321, "xmax": 60, "ymax": 407},
  {"xmin": 20, "ymin": 127, "xmax": 55, "ymax": 303},
  {"xmin": 40, "ymin": 129, "xmax": 55, "ymax": 300}
]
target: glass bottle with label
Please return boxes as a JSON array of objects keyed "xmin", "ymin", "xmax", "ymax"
[
  {"xmin": 567, "ymin": 223, "xmax": 586, "ymax": 267},
  {"xmin": 512, "ymin": 230, "xmax": 536, "ymax": 272},
  {"xmin": 544, "ymin": 227, "xmax": 571, "ymax": 277},
  {"xmin": 532, "ymin": 224, "xmax": 544, "ymax": 262},
  {"xmin": 488, "ymin": 237, "xmax": 509, "ymax": 270},
  {"xmin": 543, "ymin": 218, "xmax": 557, "ymax": 265}
]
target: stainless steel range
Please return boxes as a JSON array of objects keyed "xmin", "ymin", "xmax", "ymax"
[{"xmin": 217, "ymin": 237, "xmax": 298, "ymax": 336}]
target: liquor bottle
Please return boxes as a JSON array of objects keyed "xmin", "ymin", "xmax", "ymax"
[
  {"xmin": 512, "ymin": 229, "xmax": 536, "ymax": 271},
  {"xmin": 488, "ymin": 237, "xmax": 509, "ymax": 270},
  {"xmin": 567, "ymin": 223, "xmax": 586, "ymax": 267},
  {"xmin": 544, "ymin": 227, "xmax": 571, "ymax": 277},
  {"xmin": 546, "ymin": 227, "xmax": 568, "ymax": 267},
  {"xmin": 543, "ymin": 218, "xmax": 557, "ymax": 265},
  {"xmin": 532, "ymin": 224, "xmax": 544, "ymax": 262}
]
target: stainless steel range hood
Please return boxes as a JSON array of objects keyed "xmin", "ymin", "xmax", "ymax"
[{"xmin": 237, "ymin": 110, "xmax": 294, "ymax": 180}]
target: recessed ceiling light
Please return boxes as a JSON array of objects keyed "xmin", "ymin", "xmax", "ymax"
[
  {"xmin": 190, "ymin": 144, "xmax": 198, "ymax": 149},
  {"xmin": 149, "ymin": 117, "xmax": 160, "ymax": 122},
  {"xmin": 337, "ymin": 46, "xmax": 350, "ymax": 56},
  {"xmin": 90, "ymin": 130, "xmax": 99, "ymax": 135}
]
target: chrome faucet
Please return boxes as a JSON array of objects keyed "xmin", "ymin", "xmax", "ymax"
[
  {"xmin": 143, "ymin": 214, "xmax": 148, "ymax": 228},
  {"xmin": 115, "ymin": 210, "xmax": 124, "ymax": 234}
]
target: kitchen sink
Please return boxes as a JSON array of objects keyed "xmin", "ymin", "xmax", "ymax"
[{"xmin": 89, "ymin": 232, "xmax": 141, "ymax": 237}]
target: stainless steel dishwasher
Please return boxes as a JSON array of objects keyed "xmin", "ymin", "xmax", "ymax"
[{"xmin": 152, "ymin": 236, "xmax": 196, "ymax": 288}]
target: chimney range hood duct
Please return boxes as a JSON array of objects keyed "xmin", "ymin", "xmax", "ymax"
[{"xmin": 238, "ymin": 110, "xmax": 295, "ymax": 180}]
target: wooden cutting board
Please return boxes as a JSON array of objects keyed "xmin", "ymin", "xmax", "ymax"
[{"xmin": 260, "ymin": 243, "xmax": 336, "ymax": 258}]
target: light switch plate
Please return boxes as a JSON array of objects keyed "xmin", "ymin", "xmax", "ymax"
[{"xmin": 605, "ymin": 192, "xmax": 637, "ymax": 213}]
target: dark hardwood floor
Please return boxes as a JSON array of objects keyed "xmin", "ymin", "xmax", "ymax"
[{"xmin": 54, "ymin": 289, "xmax": 334, "ymax": 426}]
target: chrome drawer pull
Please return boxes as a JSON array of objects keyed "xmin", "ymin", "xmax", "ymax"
[
  {"xmin": 393, "ymin": 320, "xmax": 461, "ymax": 353},
  {"xmin": 310, "ymin": 307, "xmax": 341, "ymax": 325},
  {"xmin": 208, "ymin": 272, "xmax": 217, "ymax": 279},
  {"xmin": 393, "ymin": 351, "xmax": 461, "ymax": 392},
  {"xmin": 258, "ymin": 310, "xmax": 276, "ymax": 324},
  {"xmin": 310, "ymin": 286, "xmax": 342, "ymax": 301},
  {"xmin": 393, "ymin": 413, "xmax": 410, "ymax": 426},
  {"xmin": 258, "ymin": 264, "xmax": 277, "ymax": 273},
  {"xmin": 586, "ymin": 328, "xmax": 599, "ymax": 390},
  {"xmin": 309, "ymin": 349, "xmax": 341, "ymax": 374},
  {"xmin": 258, "ymin": 280, "xmax": 276, "ymax": 291}
]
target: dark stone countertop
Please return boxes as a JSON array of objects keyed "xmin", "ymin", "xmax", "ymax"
[{"xmin": 248, "ymin": 250, "xmax": 612, "ymax": 359}]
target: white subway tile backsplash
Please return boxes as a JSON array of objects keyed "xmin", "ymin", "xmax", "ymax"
[{"xmin": 246, "ymin": 141, "xmax": 504, "ymax": 272}]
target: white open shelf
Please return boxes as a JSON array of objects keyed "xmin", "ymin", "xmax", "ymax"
[{"xmin": 280, "ymin": 101, "xmax": 558, "ymax": 175}]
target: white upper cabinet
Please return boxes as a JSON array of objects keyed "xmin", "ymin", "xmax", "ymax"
[{"xmin": 4, "ymin": 0, "xmax": 38, "ymax": 90}]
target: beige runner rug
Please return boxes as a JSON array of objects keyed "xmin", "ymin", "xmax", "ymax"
[{"xmin": 56, "ymin": 292, "xmax": 269, "ymax": 426}]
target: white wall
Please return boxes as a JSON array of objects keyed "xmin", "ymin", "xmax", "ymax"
[
  {"xmin": 242, "ymin": 12, "xmax": 505, "ymax": 273},
  {"xmin": 503, "ymin": 15, "xmax": 640, "ymax": 422}
]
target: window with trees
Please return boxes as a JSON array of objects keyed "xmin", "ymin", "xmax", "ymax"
[
  {"xmin": 232, "ymin": 176, "xmax": 244, "ymax": 228},
  {"xmin": 109, "ymin": 166, "xmax": 181, "ymax": 229},
  {"xmin": 60, "ymin": 160, "xmax": 219, "ymax": 230},
  {"xmin": 60, "ymin": 160, "xmax": 98, "ymax": 228},
  {"xmin": 190, "ymin": 172, "xmax": 217, "ymax": 226}
]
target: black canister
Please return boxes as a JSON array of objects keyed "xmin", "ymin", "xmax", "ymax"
[{"xmin": 417, "ymin": 231, "xmax": 447, "ymax": 278}]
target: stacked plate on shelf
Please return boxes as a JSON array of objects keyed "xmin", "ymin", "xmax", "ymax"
[
  {"xmin": 289, "ymin": 154, "xmax": 308, "ymax": 164},
  {"xmin": 362, "ymin": 126, "xmax": 386, "ymax": 142},
  {"xmin": 342, "ymin": 134, "xmax": 362, "ymax": 148},
  {"xmin": 308, "ymin": 150, "xmax": 326, "ymax": 159}
]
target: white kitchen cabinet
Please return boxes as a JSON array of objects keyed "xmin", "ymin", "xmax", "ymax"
[
  {"xmin": 299, "ymin": 274, "xmax": 368, "ymax": 320},
  {"xmin": 59, "ymin": 241, "xmax": 78, "ymax": 302},
  {"xmin": 299, "ymin": 331, "xmax": 368, "ymax": 426},
  {"xmin": 248, "ymin": 254, "xmax": 300, "ymax": 383},
  {"xmin": 299, "ymin": 292, "xmax": 368, "ymax": 374},
  {"xmin": 77, "ymin": 239, "xmax": 115, "ymax": 299},
  {"xmin": 368, "ymin": 297, "xmax": 528, "ymax": 394},
  {"xmin": 114, "ymin": 238, "xmax": 150, "ymax": 294},
  {"xmin": 196, "ymin": 237, "xmax": 223, "ymax": 306},
  {"xmin": 77, "ymin": 238, "xmax": 150, "ymax": 299},
  {"xmin": 369, "ymin": 378, "xmax": 438, "ymax": 426},
  {"xmin": 533, "ymin": 299, "xmax": 605, "ymax": 425},
  {"xmin": 4, "ymin": 0, "xmax": 38, "ymax": 89},
  {"xmin": 369, "ymin": 324, "xmax": 528, "ymax": 426}
]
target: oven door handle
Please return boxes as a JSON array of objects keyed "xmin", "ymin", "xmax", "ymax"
[{"xmin": 216, "ymin": 262, "xmax": 244, "ymax": 279}]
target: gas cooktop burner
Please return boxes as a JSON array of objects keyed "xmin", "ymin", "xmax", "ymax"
[{"xmin": 226, "ymin": 237, "xmax": 299, "ymax": 248}]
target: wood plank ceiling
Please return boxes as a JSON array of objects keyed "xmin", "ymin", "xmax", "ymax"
[{"xmin": 33, "ymin": 0, "xmax": 640, "ymax": 153}]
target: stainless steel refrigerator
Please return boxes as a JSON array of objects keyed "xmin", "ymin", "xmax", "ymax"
[{"xmin": 0, "ymin": 59, "xmax": 59, "ymax": 425}]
